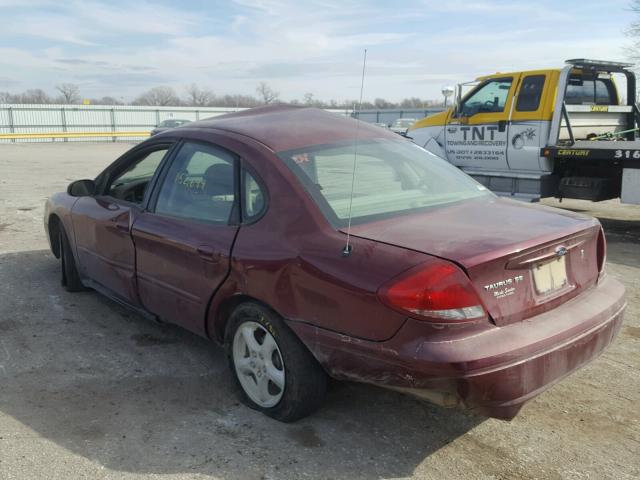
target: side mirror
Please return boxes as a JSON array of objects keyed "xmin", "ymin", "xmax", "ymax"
[{"xmin": 67, "ymin": 179, "xmax": 96, "ymax": 197}]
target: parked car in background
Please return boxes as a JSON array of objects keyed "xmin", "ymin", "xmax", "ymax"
[
  {"xmin": 150, "ymin": 118, "xmax": 191, "ymax": 136},
  {"xmin": 44, "ymin": 106, "xmax": 625, "ymax": 422},
  {"xmin": 390, "ymin": 117, "xmax": 417, "ymax": 136},
  {"xmin": 373, "ymin": 122, "xmax": 389, "ymax": 129}
]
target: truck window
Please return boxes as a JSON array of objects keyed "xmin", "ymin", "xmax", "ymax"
[
  {"xmin": 565, "ymin": 77, "xmax": 616, "ymax": 105},
  {"xmin": 459, "ymin": 77, "xmax": 512, "ymax": 116},
  {"xmin": 516, "ymin": 75, "xmax": 545, "ymax": 112}
]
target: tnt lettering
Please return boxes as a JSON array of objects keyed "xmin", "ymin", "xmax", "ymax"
[{"xmin": 460, "ymin": 126, "xmax": 499, "ymax": 141}]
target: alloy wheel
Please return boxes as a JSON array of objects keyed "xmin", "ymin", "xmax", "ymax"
[{"xmin": 232, "ymin": 321, "xmax": 285, "ymax": 408}]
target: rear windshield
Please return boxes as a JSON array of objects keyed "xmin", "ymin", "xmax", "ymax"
[
  {"xmin": 565, "ymin": 76, "xmax": 617, "ymax": 105},
  {"xmin": 278, "ymin": 139, "xmax": 491, "ymax": 226}
]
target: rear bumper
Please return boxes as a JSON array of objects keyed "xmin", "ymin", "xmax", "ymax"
[{"xmin": 289, "ymin": 275, "xmax": 626, "ymax": 419}]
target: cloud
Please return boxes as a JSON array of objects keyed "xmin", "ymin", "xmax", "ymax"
[
  {"xmin": 0, "ymin": 0, "xmax": 632, "ymax": 101},
  {"xmin": 0, "ymin": 76, "xmax": 18, "ymax": 87},
  {"xmin": 0, "ymin": 0, "xmax": 204, "ymax": 46}
]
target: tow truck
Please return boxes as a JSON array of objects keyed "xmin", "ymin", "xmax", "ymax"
[{"xmin": 408, "ymin": 59, "xmax": 640, "ymax": 204}]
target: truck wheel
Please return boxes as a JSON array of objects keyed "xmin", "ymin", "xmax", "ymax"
[
  {"xmin": 225, "ymin": 302, "xmax": 327, "ymax": 422},
  {"xmin": 59, "ymin": 226, "xmax": 86, "ymax": 292}
]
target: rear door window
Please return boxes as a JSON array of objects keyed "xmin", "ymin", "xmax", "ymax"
[
  {"xmin": 153, "ymin": 142, "xmax": 236, "ymax": 224},
  {"xmin": 516, "ymin": 75, "xmax": 545, "ymax": 112},
  {"xmin": 242, "ymin": 170, "xmax": 266, "ymax": 221}
]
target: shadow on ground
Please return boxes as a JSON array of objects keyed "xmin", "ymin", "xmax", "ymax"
[
  {"xmin": 555, "ymin": 207, "xmax": 640, "ymax": 268},
  {"xmin": 0, "ymin": 250, "xmax": 482, "ymax": 479},
  {"xmin": 596, "ymin": 217, "xmax": 640, "ymax": 268}
]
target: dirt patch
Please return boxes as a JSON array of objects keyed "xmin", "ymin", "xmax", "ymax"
[
  {"xmin": 287, "ymin": 425, "xmax": 324, "ymax": 448},
  {"xmin": 131, "ymin": 333, "xmax": 180, "ymax": 347},
  {"xmin": 0, "ymin": 319, "xmax": 16, "ymax": 332},
  {"xmin": 624, "ymin": 325, "xmax": 640, "ymax": 339}
]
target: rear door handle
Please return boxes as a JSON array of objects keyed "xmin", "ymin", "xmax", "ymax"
[{"xmin": 197, "ymin": 245, "xmax": 220, "ymax": 262}]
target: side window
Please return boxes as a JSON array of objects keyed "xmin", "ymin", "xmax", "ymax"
[
  {"xmin": 460, "ymin": 78, "xmax": 513, "ymax": 116},
  {"xmin": 154, "ymin": 142, "xmax": 236, "ymax": 224},
  {"xmin": 516, "ymin": 75, "xmax": 545, "ymax": 112},
  {"xmin": 107, "ymin": 148, "xmax": 168, "ymax": 204},
  {"xmin": 242, "ymin": 170, "xmax": 266, "ymax": 221}
]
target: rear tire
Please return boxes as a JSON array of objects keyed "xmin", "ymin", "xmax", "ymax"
[
  {"xmin": 225, "ymin": 302, "xmax": 327, "ymax": 422},
  {"xmin": 59, "ymin": 226, "xmax": 86, "ymax": 292}
]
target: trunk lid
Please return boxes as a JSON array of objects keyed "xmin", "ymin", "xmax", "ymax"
[{"xmin": 345, "ymin": 197, "xmax": 601, "ymax": 326}]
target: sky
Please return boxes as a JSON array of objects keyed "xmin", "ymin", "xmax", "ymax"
[{"xmin": 0, "ymin": 0, "xmax": 634, "ymax": 103}]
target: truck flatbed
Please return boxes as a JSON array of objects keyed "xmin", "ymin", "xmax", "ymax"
[{"xmin": 543, "ymin": 141, "xmax": 640, "ymax": 168}]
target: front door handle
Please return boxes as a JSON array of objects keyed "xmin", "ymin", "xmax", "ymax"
[{"xmin": 115, "ymin": 222, "xmax": 129, "ymax": 233}]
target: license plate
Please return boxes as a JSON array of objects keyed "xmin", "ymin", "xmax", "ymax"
[{"xmin": 532, "ymin": 256, "xmax": 568, "ymax": 295}]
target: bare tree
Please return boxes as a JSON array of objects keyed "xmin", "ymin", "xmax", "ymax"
[
  {"xmin": 256, "ymin": 82, "xmax": 279, "ymax": 104},
  {"xmin": 185, "ymin": 84, "xmax": 215, "ymax": 106},
  {"xmin": 628, "ymin": 0, "xmax": 640, "ymax": 61},
  {"xmin": 374, "ymin": 98, "xmax": 393, "ymax": 109},
  {"xmin": 22, "ymin": 89, "xmax": 51, "ymax": 104},
  {"xmin": 133, "ymin": 86, "xmax": 180, "ymax": 106},
  {"xmin": 303, "ymin": 92, "xmax": 314, "ymax": 105},
  {"xmin": 55, "ymin": 83, "xmax": 80, "ymax": 104},
  {"xmin": 216, "ymin": 93, "xmax": 260, "ymax": 108},
  {"xmin": 93, "ymin": 96, "xmax": 123, "ymax": 105}
]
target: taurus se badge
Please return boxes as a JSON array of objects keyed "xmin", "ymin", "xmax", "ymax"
[{"xmin": 483, "ymin": 275, "xmax": 525, "ymax": 299}]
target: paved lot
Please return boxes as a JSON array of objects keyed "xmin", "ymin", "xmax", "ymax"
[{"xmin": 0, "ymin": 143, "xmax": 639, "ymax": 480}]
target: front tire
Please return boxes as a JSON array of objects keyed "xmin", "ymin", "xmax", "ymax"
[
  {"xmin": 225, "ymin": 302, "xmax": 327, "ymax": 422},
  {"xmin": 59, "ymin": 226, "xmax": 85, "ymax": 292}
]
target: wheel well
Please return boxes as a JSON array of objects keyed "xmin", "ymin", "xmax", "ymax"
[
  {"xmin": 48, "ymin": 215, "xmax": 62, "ymax": 258},
  {"xmin": 211, "ymin": 294, "xmax": 281, "ymax": 344}
]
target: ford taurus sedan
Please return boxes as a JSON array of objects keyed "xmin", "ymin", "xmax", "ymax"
[{"xmin": 44, "ymin": 106, "xmax": 626, "ymax": 422}]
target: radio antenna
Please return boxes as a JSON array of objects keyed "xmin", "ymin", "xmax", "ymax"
[{"xmin": 342, "ymin": 48, "xmax": 367, "ymax": 257}]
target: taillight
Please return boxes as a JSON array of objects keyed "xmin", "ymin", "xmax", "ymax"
[
  {"xmin": 596, "ymin": 226, "xmax": 607, "ymax": 279},
  {"xmin": 378, "ymin": 260, "xmax": 487, "ymax": 324}
]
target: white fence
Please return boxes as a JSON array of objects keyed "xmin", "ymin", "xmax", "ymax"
[
  {"xmin": 0, "ymin": 104, "xmax": 438, "ymax": 143},
  {"xmin": 0, "ymin": 104, "xmax": 253, "ymax": 143},
  {"xmin": 353, "ymin": 108, "xmax": 444, "ymax": 125}
]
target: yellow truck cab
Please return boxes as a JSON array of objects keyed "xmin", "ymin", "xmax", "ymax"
[{"xmin": 408, "ymin": 59, "xmax": 640, "ymax": 204}]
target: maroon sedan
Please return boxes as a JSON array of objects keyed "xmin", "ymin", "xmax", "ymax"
[{"xmin": 44, "ymin": 106, "xmax": 626, "ymax": 422}]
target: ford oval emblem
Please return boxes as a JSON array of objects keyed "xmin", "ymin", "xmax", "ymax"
[{"xmin": 556, "ymin": 246, "xmax": 568, "ymax": 257}]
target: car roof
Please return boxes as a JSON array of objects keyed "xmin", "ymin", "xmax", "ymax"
[{"xmin": 181, "ymin": 105, "xmax": 400, "ymax": 152}]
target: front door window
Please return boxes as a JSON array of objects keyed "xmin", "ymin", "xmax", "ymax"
[
  {"xmin": 106, "ymin": 148, "xmax": 169, "ymax": 204},
  {"xmin": 459, "ymin": 78, "xmax": 513, "ymax": 117}
]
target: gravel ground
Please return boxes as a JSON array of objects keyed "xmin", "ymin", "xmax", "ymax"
[{"xmin": 0, "ymin": 143, "xmax": 639, "ymax": 480}]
